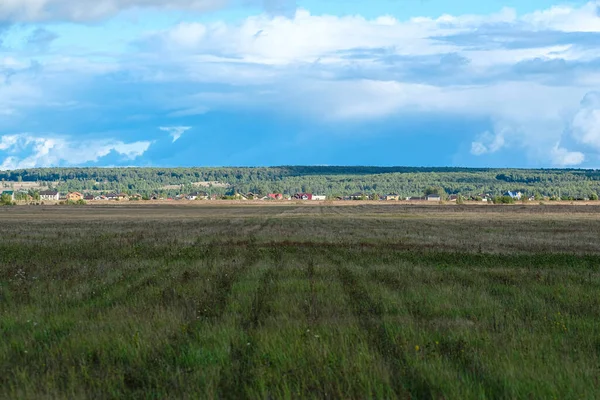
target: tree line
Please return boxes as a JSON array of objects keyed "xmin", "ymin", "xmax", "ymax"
[{"xmin": 1, "ymin": 167, "xmax": 599, "ymax": 199}]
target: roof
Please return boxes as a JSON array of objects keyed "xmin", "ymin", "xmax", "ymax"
[
  {"xmin": 1, "ymin": 190, "xmax": 14, "ymax": 195},
  {"xmin": 40, "ymin": 191, "xmax": 59, "ymax": 195}
]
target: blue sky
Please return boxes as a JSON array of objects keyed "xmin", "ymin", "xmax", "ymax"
[{"xmin": 1, "ymin": 0, "xmax": 600, "ymax": 169}]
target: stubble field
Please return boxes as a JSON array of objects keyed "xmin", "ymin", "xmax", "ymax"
[{"xmin": 1, "ymin": 204, "xmax": 599, "ymax": 399}]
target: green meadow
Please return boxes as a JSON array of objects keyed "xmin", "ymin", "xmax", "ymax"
[{"xmin": 1, "ymin": 204, "xmax": 599, "ymax": 399}]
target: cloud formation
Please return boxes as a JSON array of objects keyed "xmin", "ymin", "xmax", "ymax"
[
  {"xmin": 2, "ymin": 2, "xmax": 600, "ymax": 167},
  {"xmin": 159, "ymin": 126, "xmax": 191, "ymax": 142},
  {"xmin": 0, "ymin": 133, "xmax": 151, "ymax": 170},
  {"xmin": 571, "ymin": 92, "xmax": 600, "ymax": 151}
]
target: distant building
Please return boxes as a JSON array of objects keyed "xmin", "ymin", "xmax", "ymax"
[
  {"xmin": 39, "ymin": 191, "xmax": 60, "ymax": 201},
  {"xmin": 84, "ymin": 195, "xmax": 95, "ymax": 201},
  {"xmin": 293, "ymin": 193, "xmax": 313, "ymax": 200},
  {"xmin": 312, "ymin": 195, "xmax": 327, "ymax": 201},
  {"xmin": 407, "ymin": 196, "xmax": 425, "ymax": 201},
  {"xmin": 383, "ymin": 194, "xmax": 400, "ymax": 201},
  {"xmin": 426, "ymin": 194, "xmax": 441, "ymax": 201},
  {"xmin": 350, "ymin": 192, "xmax": 367, "ymax": 200},
  {"xmin": 268, "ymin": 193, "xmax": 284, "ymax": 200},
  {"xmin": 187, "ymin": 192, "xmax": 208, "ymax": 200},
  {"xmin": 67, "ymin": 192, "xmax": 83, "ymax": 201},
  {"xmin": 505, "ymin": 191, "xmax": 523, "ymax": 200}
]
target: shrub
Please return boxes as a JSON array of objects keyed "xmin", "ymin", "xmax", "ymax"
[
  {"xmin": 1, "ymin": 194, "xmax": 15, "ymax": 206},
  {"xmin": 493, "ymin": 196, "xmax": 515, "ymax": 204}
]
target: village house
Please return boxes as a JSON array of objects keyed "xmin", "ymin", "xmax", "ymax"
[
  {"xmin": 67, "ymin": 192, "xmax": 83, "ymax": 201},
  {"xmin": 505, "ymin": 191, "xmax": 523, "ymax": 200},
  {"xmin": 350, "ymin": 192, "xmax": 367, "ymax": 200},
  {"xmin": 39, "ymin": 190, "xmax": 60, "ymax": 201},
  {"xmin": 406, "ymin": 196, "xmax": 425, "ymax": 201},
  {"xmin": 426, "ymin": 194, "xmax": 442, "ymax": 201},
  {"xmin": 383, "ymin": 194, "xmax": 400, "ymax": 201},
  {"xmin": 117, "ymin": 193, "xmax": 128, "ymax": 201},
  {"xmin": 268, "ymin": 193, "xmax": 284, "ymax": 200},
  {"xmin": 84, "ymin": 195, "xmax": 95, "ymax": 201},
  {"xmin": 94, "ymin": 195, "xmax": 107, "ymax": 201},
  {"xmin": 293, "ymin": 193, "xmax": 313, "ymax": 200},
  {"xmin": 312, "ymin": 195, "xmax": 327, "ymax": 201},
  {"xmin": 106, "ymin": 193, "xmax": 118, "ymax": 200},
  {"xmin": 188, "ymin": 192, "xmax": 209, "ymax": 200}
]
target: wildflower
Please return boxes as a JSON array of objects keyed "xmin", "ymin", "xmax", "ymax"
[{"xmin": 415, "ymin": 345, "xmax": 420, "ymax": 351}]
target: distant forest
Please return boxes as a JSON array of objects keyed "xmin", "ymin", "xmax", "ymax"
[{"xmin": 1, "ymin": 166, "xmax": 600, "ymax": 199}]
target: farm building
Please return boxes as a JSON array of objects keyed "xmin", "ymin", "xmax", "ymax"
[
  {"xmin": 426, "ymin": 194, "xmax": 441, "ymax": 201},
  {"xmin": 39, "ymin": 191, "xmax": 60, "ymax": 201},
  {"xmin": 312, "ymin": 195, "xmax": 327, "ymax": 201},
  {"xmin": 67, "ymin": 192, "xmax": 83, "ymax": 201},
  {"xmin": 268, "ymin": 193, "xmax": 284, "ymax": 200},
  {"xmin": 383, "ymin": 194, "xmax": 400, "ymax": 201},
  {"xmin": 187, "ymin": 192, "xmax": 208, "ymax": 200},
  {"xmin": 294, "ymin": 193, "xmax": 313, "ymax": 200}
]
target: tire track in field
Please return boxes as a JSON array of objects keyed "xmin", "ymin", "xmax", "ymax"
[
  {"xmin": 218, "ymin": 266, "xmax": 280, "ymax": 399},
  {"xmin": 334, "ymin": 262, "xmax": 436, "ymax": 399},
  {"xmin": 123, "ymin": 245, "xmax": 259, "ymax": 392},
  {"xmin": 362, "ymin": 266, "xmax": 513, "ymax": 399},
  {"xmin": 302, "ymin": 258, "xmax": 320, "ymax": 326}
]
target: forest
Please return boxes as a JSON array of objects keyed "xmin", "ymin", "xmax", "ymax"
[{"xmin": 1, "ymin": 166, "xmax": 600, "ymax": 199}]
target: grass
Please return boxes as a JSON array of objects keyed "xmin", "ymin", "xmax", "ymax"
[{"xmin": 1, "ymin": 204, "xmax": 599, "ymax": 399}]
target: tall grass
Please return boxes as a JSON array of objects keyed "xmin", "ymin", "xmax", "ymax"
[{"xmin": 1, "ymin": 204, "xmax": 599, "ymax": 398}]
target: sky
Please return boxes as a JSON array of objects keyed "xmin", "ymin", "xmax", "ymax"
[{"xmin": 1, "ymin": 0, "xmax": 600, "ymax": 169}]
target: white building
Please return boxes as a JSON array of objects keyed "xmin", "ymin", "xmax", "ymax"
[
  {"xmin": 39, "ymin": 191, "xmax": 60, "ymax": 201},
  {"xmin": 312, "ymin": 195, "xmax": 327, "ymax": 201}
]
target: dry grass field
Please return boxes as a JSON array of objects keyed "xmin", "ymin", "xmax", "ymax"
[{"xmin": 1, "ymin": 204, "xmax": 599, "ymax": 399}]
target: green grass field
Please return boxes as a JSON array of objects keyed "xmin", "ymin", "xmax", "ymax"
[{"xmin": 1, "ymin": 204, "xmax": 599, "ymax": 399}]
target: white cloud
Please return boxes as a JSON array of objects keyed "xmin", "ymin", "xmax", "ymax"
[
  {"xmin": 159, "ymin": 126, "xmax": 191, "ymax": 142},
  {"xmin": 470, "ymin": 130, "xmax": 506, "ymax": 155},
  {"xmin": 0, "ymin": 133, "xmax": 151, "ymax": 170},
  {"xmin": 0, "ymin": 134, "xmax": 19, "ymax": 150},
  {"xmin": 522, "ymin": 2, "xmax": 600, "ymax": 32},
  {"xmin": 571, "ymin": 92, "xmax": 600, "ymax": 151},
  {"xmin": 550, "ymin": 144, "xmax": 585, "ymax": 166}
]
